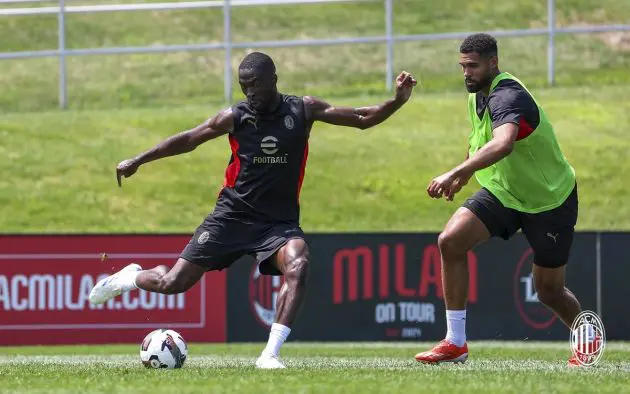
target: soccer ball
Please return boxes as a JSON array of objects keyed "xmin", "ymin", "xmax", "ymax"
[{"xmin": 140, "ymin": 329, "xmax": 188, "ymax": 369}]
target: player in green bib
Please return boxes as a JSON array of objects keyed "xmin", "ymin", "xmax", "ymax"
[{"xmin": 415, "ymin": 34, "xmax": 589, "ymax": 367}]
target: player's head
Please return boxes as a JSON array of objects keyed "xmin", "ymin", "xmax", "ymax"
[
  {"xmin": 459, "ymin": 33, "xmax": 499, "ymax": 93},
  {"xmin": 239, "ymin": 52, "xmax": 278, "ymax": 111}
]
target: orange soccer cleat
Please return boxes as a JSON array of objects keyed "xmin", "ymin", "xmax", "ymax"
[{"xmin": 414, "ymin": 340, "xmax": 469, "ymax": 364}]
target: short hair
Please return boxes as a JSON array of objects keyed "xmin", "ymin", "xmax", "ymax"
[
  {"xmin": 460, "ymin": 33, "xmax": 498, "ymax": 58},
  {"xmin": 239, "ymin": 52, "xmax": 276, "ymax": 76}
]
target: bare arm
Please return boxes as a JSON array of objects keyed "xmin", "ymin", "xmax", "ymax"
[
  {"xmin": 135, "ymin": 108, "xmax": 233, "ymax": 165},
  {"xmin": 452, "ymin": 123, "xmax": 518, "ymax": 177},
  {"xmin": 428, "ymin": 123, "xmax": 518, "ymax": 200},
  {"xmin": 304, "ymin": 71, "xmax": 416, "ymax": 130},
  {"xmin": 116, "ymin": 108, "xmax": 234, "ymax": 187}
]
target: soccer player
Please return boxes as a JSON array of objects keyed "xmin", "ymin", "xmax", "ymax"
[
  {"xmin": 90, "ymin": 52, "xmax": 417, "ymax": 369},
  {"xmin": 414, "ymin": 34, "xmax": 585, "ymax": 366}
]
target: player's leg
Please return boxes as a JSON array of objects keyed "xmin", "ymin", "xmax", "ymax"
[
  {"xmin": 255, "ymin": 238, "xmax": 309, "ymax": 369},
  {"xmin": 90, "ymin": 215, "xmax": 236, "ymax": 305},
  {"xmin": 252, "ymin": 225, "xmax": 309, "ymax": 369},
  {"xmin": 135, "ymin": 258, "xmax": 206, "ymax": 294},
  {"xmin": 531, "ymin": 264, "xmax": 581, "ymax": 327},
  {"xmin": 89, "ymin": 258, "xmax": 206, "ymax": 304},
  {"xmin": 438, "ymin": 208, "xmax": 490, "ymax": 312},
  {"xmin": 414, "ymin": 208, "xmax": 489, "ymax": 363},
  {"xmin": 416, "ymin": 188, "xmax": 519, "ymax": 364},
  {"xmin": 269, "ymin": 238, "xmax": 309, "ymax": 327},
  {"xmin": 521, "ymin": 185, "xmax": 585, "ymax": 365},
  {"xmin": 523, "ymin": 185, "xmax": 581, "ymax": 326},
  {"xmin": 523, "ymin": 185, "xmax": 582, "ymax": 327},
  {"xmin": 528, "ymin": 232, "xmax": 586, "ymax": 367}
]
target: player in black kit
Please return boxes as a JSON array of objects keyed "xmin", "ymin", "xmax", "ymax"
[{"xmin": 89, "ymin": 52, "xmax": 417, "ymax": 368}]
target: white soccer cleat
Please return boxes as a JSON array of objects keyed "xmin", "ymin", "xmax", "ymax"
[
  {"xmin": 255, "ymin": 353, "xmax": 286, "ymax": 369},
  {"xmin": 89, "ymin": 263, "xmax": 142, "ymax": 305}
]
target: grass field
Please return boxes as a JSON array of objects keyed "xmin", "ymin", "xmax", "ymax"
[
  {"xmin": 1, "ymin": 85, "xmax": 629, "ymax": 232},
  {"xmin": 1, "ymin": 342, "xmax": 629, "ymax": 393},
  {"xmin": 1, "ymin": 0, "xmax": 629, "ymax": 111}
]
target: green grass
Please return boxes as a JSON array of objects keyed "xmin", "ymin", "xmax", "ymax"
[
  {"xmin": 0, "ymin": 0, "xmax": 629, "ymax": 111},
  {"xmin": 1, "ymin": 85, "xmax": 629, "ymax": 233},
  {"xmin": 1, "ymin": 342, "xmax": 629, "ymax": 393}
]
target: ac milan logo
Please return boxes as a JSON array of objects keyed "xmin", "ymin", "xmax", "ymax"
[
  {"xmin": 248, "ymin": 265, "xmax": 284, "ymax": 329},
  {"xmin": 197, "ymin": 231, "xmax": 210, "ymax": 244},
  {"xmin": 513, "ymin": 248, "xmax": 557, "ymax": 329},
  {"xmin": 570, "ymin": 310, "xmax": 606, "ymax": 367},
  {"xmin": 284, "ymin": 115, "xmax": 295, "ymax": 130}
]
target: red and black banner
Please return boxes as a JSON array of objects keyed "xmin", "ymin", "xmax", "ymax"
[{"xmin": 1, "ymin": 232, "xmax": 627, "ymax": 346}]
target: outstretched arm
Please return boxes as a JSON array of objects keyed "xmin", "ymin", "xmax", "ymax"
[
  {"xmin": 304, "ymin": 71, "xmax": 417, "ymax": 130},
  {"xmin": 116, "ymin": 108, "xmax": 234, "ymax": 187}
]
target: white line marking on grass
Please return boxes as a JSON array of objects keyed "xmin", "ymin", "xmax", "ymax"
[{"xmin": 2, "ymin": 355, "xmax": 629, "ymax": 372}]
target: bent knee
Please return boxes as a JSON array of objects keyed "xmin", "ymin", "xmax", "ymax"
[
  {"xmin": 438, "ymin": 207, "xmax": 490, "ymax": 257},
  {"xmin": 438, "ymin": 230, "xmax": 467, "ymax": 257}
]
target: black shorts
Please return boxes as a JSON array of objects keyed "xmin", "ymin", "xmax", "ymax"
[
  {"xmin": 462, "ymin": 184, "xmax": 578, "ymax": 268},
  {"xmin": 180, "ymin": 215, "xmax": 306, "ymax": 276}
]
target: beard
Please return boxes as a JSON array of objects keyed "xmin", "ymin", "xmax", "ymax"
[
  {"xmin": 465, "ymin": 80, "xmax": 481, "ymax": 93},
  {"xmin": 464, "ymin": 74, "xmax": 493, "ymax": 93}
]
